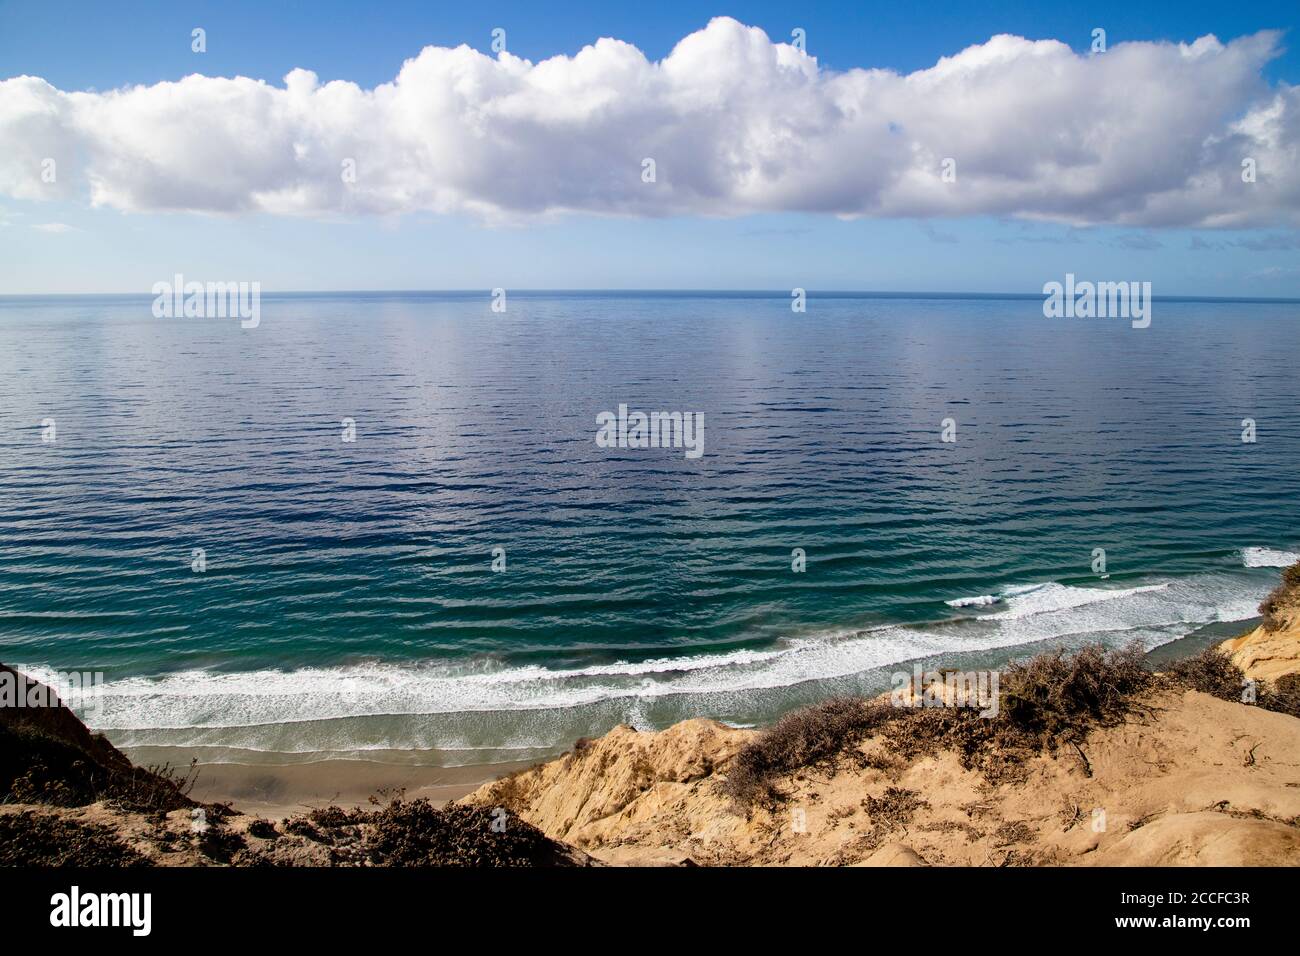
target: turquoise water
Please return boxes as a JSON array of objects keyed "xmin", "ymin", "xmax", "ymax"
[{"xmin": 1, "ymin": 292, "xmax": 1297, "ymax": 764}]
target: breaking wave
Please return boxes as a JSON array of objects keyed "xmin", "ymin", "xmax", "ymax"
[{"xmin": 1241, "ymin": 546, "xmax": 1300, "ymax": 568}]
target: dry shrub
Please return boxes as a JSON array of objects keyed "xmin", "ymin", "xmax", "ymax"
[
  {"xmin": 197, "ymin": 822, "xmax": 247, "ymax": 863},
  {"xmin": 1261, "ymin": 673, "xmax": 1300, "ymax": 719},
  {"xmin": 1166, "ymin": 646, "xmax": 1300, "ymax": 719},
  {"xmin": 724, "ymin": 644, "xmax": 1156, "ymax": 806},
  {"xmin": 283, "ymin": 817, "xmax": 329, "ymax": 843},
  {"xmin": 363, "ymin": 801, "xmax": 577, "ymax": 866},
  {"xmin": 1258, "ymin": 561, "xmax": 1300, "ymax": 632},
  {"xmin": 887, "ymin": 643, "xmax": 1152, "ymax": 783},
  {"xmin": 721, "ymin": 697, "xmax": 895, "ymax": 807},
  {"xmin": 105, "ymin": 760, "xmax": 200, "ymax": 814},
  {"xmin": 998, "ymin": 643, "xmax": 1152, "ymax": 742},
  {"xmin": 882, "ymin": 705, "xmax": 1038, "ymax": 785},
  {"xmin": 247, "ymin": 818, "xmax": 278, "ymax": 839},
  {"xmin": 994, "ymin": 820, "xmax": 1037, "ymax": 846},
  {"xmin": 0, "ymin": 811, "xmax": 150, "ymax": 867},
  {"xmin": 482, "ymin": 768, "xmax": 533, "ymax": 813},
  {"xmin": 272, "ymin": 799, "xmax": 583, "ymax": 866},
  {"xmin": 1167, "ymin": 648, "xmax": 1247, "ymax": 700},
  {"xmin": 307, "ymin": 806, "xmax": 354, "ymax": 829},
  {"xmin": 863, "ymin": 787, "xmax": 926, "ymax": 827}
]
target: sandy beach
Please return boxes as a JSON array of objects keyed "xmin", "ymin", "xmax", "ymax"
[{"xmin": 123, "ymin": 747, "xmax": 536, "ymax": 818}]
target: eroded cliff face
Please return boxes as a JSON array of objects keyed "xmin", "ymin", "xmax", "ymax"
[
  {"xmin": 1216, "ymin": 608, "xmax": 1300, "ymax": 686},
  {"xmin": 468, "ymin": 719, "xmax": 758, "ymax": 865},
  {"xmin": 1216, "ymin": 556, "xmax": 1300, "ymax": 686},
  {"xmin": 466, "ymin": 695, "xmax": 1300, "ymax": 867},
  {"xmin": 1224, "ymin": 624, "xmax": 1300, "ymax": 683}
]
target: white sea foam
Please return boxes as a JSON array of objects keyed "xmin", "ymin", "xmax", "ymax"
[
  {"xmin": 17, "ymin": 570, "xmax": 1270, "ymax": 754},
  {"xmin": 984, "ymin": 582, "xmax": 1169, "ymax": 620},
  {"xmin": 1241, "ymin": 546, "xmax": 1300, "ymax": 568},
  {"xmin": 943, "ymin": 580, "xmax": 1165, "ymax": 616}
]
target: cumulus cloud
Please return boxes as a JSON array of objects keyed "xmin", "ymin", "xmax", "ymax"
[{"xmin": 1, "ymin": 17, "xmax": 1297, "ymax": 227}]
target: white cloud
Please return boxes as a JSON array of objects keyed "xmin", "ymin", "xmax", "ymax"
[
  {"xmin": 31, "ymin": 222, "xmax": 76, "ymax": 233},
  {"xmin": 0, "ymin": 17, "xmax": 1296, "ymax": 227}
]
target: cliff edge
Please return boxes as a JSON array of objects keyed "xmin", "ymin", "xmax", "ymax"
[{"xmin": 1222, "ymin": 560, "xmax": 1300, "ymax": 682}]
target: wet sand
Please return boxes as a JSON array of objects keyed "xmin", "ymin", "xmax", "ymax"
[{"xmin": 124, "ymin": 747, "xmax": 537, "ymax": 819}]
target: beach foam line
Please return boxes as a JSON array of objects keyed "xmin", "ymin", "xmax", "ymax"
[
  {"xmin": 1241, "ymin": 546, "xmax": 1300, "ymax": 568},
  {"xmin": 17, "ymin": 570, "xmax": 1268, "ymax": 740}
]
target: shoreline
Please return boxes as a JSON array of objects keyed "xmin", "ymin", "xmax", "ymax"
[
  {"xmin": 4, "ymin": 556, "xmax": 1296, "ymax": 867},
  {"xmin": 126, "ymin": 626, "xmax": 1254, "ymax": 817}
]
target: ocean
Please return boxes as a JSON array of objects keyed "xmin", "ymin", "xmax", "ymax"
[{"xmin": 1, "ymin": 291, "xmax": 1297, "ymax": 766}]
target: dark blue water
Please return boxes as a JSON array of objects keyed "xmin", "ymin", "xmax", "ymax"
[{"xmin": 1, "ymin": 292, "xmax": 1297, "ymax": 763}]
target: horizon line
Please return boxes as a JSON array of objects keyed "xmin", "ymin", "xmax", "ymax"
[{"xmin": 3, "ymin": 289, "xmax": 1300, "ymax": 304}]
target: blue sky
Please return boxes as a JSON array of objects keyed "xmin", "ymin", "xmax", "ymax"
[{"xmin": 1, "ymin": 0, "xmax": 1298, "ymax": 295}]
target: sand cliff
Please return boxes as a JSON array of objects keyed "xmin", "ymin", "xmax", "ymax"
[
  {"xmin": 465, "ymin": 688, "xmax": 1300, "ymax": 866},
  {"xmin": 1222, "ymin": 564, "xmax": 1300, "ymax": 682}
]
